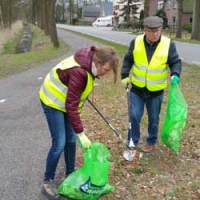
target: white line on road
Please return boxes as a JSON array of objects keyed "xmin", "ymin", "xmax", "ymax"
[
  {"xmin": 0, "ymin": 99, "xmax": 6, "ymax": 103},
  {"xmin": 192, "ymin": 61, "xmax": 200, "ymax": 65}
]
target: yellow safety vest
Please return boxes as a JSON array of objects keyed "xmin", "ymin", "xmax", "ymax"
[
  {"xmin": 39, "ymin": 56, "xmax": 94, "ymax": 113},
  {"xmin": 132, "ymin": 35, "xmax": 170, "ymax": 91}
]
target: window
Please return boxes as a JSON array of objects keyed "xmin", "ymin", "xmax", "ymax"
[
  {"xmin": 157, "ymin": 1, "xmax": 164, "ymax": 10},
  {"xmin": 167, "ymin": 0, "xmax": 171, "ymax": 9},
  {"xmin": 114, "ymin": 5, "xmax": 119, "ymax": 10},
  {"xmin": 172, "ymin": 16, "xmax": 176, "ymax": 27},
  {"xmin": 173, "ymin": 0, "xmax": 177, "ymax": 9}
]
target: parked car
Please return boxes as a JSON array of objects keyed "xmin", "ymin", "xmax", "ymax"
[{"xmin": 92, "ymin": 16, "xmax": 113, "ymax": 27}]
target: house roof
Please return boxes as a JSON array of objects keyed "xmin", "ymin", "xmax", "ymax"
[{"xmin": 83, "ymin": 5, "xmax": 101, "ymax": 17}]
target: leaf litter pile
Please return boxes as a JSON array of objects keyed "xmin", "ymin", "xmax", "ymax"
[{"xmin": 62, "ymin": 63, "xmax": 200, "ymax": 200}]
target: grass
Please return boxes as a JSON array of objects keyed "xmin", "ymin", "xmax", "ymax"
[
  {"xmin": 1, "ymin": 25, "xmax": 200, "ymax": 199},
  {"xmin": 63, "ymin": 30, "xmax": 200, "ymax": 199},
  {"xmin": 0, "ymin": 21, "xmax": 23, "ymax": 52},
  {"xmin": 80, "ymin": 61, "xmax": 200, "ymax": 200},
  {"xmin": 0, "ymin": 23, "xmax": 70, "ymax": 79}
]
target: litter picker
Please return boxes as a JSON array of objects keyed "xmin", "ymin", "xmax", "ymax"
[{"xmin": 87, "ymin": 98, "xmax": 136, "ymax": 161}]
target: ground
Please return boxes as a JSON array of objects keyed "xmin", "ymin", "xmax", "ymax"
[
  {"xmin": 59, "ymin": 63, "xmax": 200, "ymax": 200},
  {"xmin": 1, "ymin": 25, "xmax": 199, "ymax": 200}
]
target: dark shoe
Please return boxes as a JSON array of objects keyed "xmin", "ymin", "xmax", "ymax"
[
  {"xmin": 143, "ymin": 144, "xmax": 155, "ymax": 153},
  {"xmin": 41, "ymin": 180, "xmax": 60, "ymax": 200}
]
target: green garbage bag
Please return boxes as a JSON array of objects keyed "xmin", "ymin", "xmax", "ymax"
[
  {"xmin": 161, "ymin": 83, "xmax": 188, "ymax": 153},
  {"xmin": 57, "ymin": 142, "xmax": 114, "ymax": 199}
]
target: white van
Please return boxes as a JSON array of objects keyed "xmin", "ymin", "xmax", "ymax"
[{"xmin": 92, "ymin": 16, "xmax": 113, "ymax": 27}]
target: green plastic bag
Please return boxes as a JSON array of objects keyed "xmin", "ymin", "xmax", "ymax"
[
  {"xmin": 161, "ymin": 83, "xmax": 188, "ymax": 153},
  {"xmin": 57, "ymin": 143, "xmax": 114, "ymax": 199}
]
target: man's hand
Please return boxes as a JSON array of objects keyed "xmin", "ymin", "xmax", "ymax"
[
  {"xmin": 171, "ymin": 75, "xmax": 180, "ymax": 84},
  {"xmin": 121, "ymin": 77, "xmax": 130, "ymax": 88},
  {"xmin": 77, "ymin": 132, "xmax": 91, "ymax": 148}
]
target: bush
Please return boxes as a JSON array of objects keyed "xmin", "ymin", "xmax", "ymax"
[
  {"xmin": 118, "ymin": 20, "xmax": 143, "ymax": 30},
  {"xmin": 182, "ymin": 23, "xmax": 192, "ymax": 33}
]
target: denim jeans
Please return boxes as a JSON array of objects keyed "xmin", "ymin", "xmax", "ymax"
[
  {"xmin": 41, "ymin": 101, "xmax": 77, "ymax": 181},
  {"xmin": 128, "ymin": 91, "xmax": 163, "ymax": 146}
]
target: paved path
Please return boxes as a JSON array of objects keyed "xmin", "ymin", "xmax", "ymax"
[{"xmin": 0, "ymin": 29, "xmax": 102, "ymax": 200}]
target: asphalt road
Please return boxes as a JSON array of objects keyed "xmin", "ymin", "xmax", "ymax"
[
  {"xmin": 0, "ymin": 29, "xmax": 102, "ymax": 200},
  {"xmin": 57, "ymin": 24, "xmax": 200, "ymax": 66}
]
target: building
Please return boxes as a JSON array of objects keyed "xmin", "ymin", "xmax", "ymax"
[
  {"xmin": 149, "ymin": 0, "xmax": 194, "ymax": 28},
  {"xmin": 82, "ymin": 1, "xmax": 113, "ymax": 23},
  {"xmin": 100, "ymin": 1, "xmax": 113, "ymax": 17},
  {"xmin": 82, "ymin": 5, "xmax": 101, "ymax": 22}
]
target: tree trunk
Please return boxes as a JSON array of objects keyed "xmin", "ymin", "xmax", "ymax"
[
  {"xmin": 37, "ymin": 0, "xmax": 42, "ymax": 28},
  {"xmin": 0, "ymin": 0, "xmax": 4, "ymax": 28},
  {"xmin": 49, "ymin": 0, "xmax": 59, "ymax": 47},
  {"xmin": 163, "ymin": 0, "xmax": 167, "ymax": 9},
  {"xmin": 144, "ymin": 0, "xmax": 149, "ymax": 18},
  {"xmin": 32, "ymin": 0, "xmax": 37, "ymax": 25},
  {"xmin": 176, "ymin": 0, "xmax": 183, "ymax": 38},
  {"xmin": 40, "ymin": 0, "xmax": 45, "ymax": 30},
  {"xmin": 69, "ymin": 0, "xmax": 73, "ymax": 24},
  {"xmin": 62, "ymin": 0, "xmax": 65, "ymax": 22},
  {"xmin": 43, "ymin": 0, "xmax": 49, "ymax": 35},
  {"xmin": 1, "ymin": 0, "xmax": 9, "ymax": 28},
  {"xmin": 191, "ymin": 0, "xmax": 200, "ymax": 40}
]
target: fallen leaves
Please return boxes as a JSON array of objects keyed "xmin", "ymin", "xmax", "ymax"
[{"xmin": 75, "ymin": 63, "xmax": 200, "ymax": 199}]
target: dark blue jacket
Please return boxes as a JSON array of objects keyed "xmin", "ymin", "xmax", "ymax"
[{"xmin": 121, "ymin": 35, "xmax": 182, "ymax": 97}]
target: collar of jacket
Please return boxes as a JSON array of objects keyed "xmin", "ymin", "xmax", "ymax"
[{"xmin": 144, "ymin": 35, "xmax": 161, "ymax": 47}]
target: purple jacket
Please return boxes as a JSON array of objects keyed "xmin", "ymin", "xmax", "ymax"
[{"xmin": 57, "ymin": 46, "xmax": 95, "ymax": 133}]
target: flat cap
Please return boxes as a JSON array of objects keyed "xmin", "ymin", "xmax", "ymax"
[{"xmin": 143, "ymin": 16, "xmax": 163, "ymax": 29}]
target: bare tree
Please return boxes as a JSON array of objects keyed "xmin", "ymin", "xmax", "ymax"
[
  {"xmin": 62, "ymin": 0, "xmax": 65, "ymax": 22},
  {"xmin": 69, "ymin": 0, "xmax": 74, "ymax": 24},
  {"xmin": 43, "ymin": 0, "xmax": 50, "ymax": 35},
  {"xmin": 36, "ymin": 0, "xmax": 42, "ymax": 29},
  {"xmin": 0, "ymin": 0, "xmax": 12, "ymax": 28},
  {"xmin": 163, "ymin": 0, "xmax": 167, "ymax": 9},
  {"xmin": 31, "ymin": 0, "xmax": 37, "ymax": 25},
  {"xmin": 144, "ymin": 0, "xmax": 149, "ymax": 18},
  {"xmin": 176, "ymin": 0, "xmax": 183, "ymax": 38},
  {"xmin": 0, "ymin": 0, "xmax": 4, "ymax": 27},
  {"xmin": 49, "ymin": 0, "xmax": 59, "ymax": 47},
  {"xmin": 191, "ymin": 0, "xmax": 200, "ymax": 40}
]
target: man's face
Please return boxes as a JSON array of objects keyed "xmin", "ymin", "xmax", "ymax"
[{"xmin": 144, "ymin": 27, "xmax": 162, "ymax": 43}]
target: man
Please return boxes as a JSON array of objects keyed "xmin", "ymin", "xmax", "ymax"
[{"xmin": 121, "ymin": 16, "xmax": 181, "ymax": 153}]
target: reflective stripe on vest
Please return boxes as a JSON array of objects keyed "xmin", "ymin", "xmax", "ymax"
[
  {"xmin": 132, "ymin": 35, "xmax": 170, "ymax": 91},
  {"xmin": 39, "ymin": 56, "xmax": 94, "ymax": 112}
]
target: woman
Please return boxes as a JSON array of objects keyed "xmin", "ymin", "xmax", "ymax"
[{"xmin": 39, "ymin": 46, "xmax": 119, "ymax": 199}]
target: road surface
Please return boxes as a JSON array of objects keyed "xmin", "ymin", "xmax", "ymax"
[
  {"xmin": 57, "ymin": 24, "xmax": 200, "ymax": 66},
  {"xmin": 0, "ymin": 29, "xmax": 103, "ymax": 200}
]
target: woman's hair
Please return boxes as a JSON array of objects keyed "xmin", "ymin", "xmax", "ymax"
[{"xmin": 91, "ymin": 46, "xmax": 119, "ymax": 83}]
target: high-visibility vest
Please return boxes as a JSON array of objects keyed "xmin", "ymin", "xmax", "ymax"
[
  {"xmin": 132, "ymin": 35, "xmax": 170, "ymax": 91},
  {"xmin": 39, "ymin": 56, "xmax": 94, "ymax": 113}
]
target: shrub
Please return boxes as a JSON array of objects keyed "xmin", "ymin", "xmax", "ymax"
[{"xmin": 182, "ymin": 23, "xmax": 192, "ymax": 33}]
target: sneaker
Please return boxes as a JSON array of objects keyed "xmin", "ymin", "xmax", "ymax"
[
  {"xmin": 143, "ymin": 144, "xmax": 155, "ymax": 153},
  {"xmin": 41, "ymin": 180, "xmax": 60, "ymax": 200}
]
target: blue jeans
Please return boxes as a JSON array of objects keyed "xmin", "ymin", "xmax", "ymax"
[
  {"xmin": 128, "ymin": 91, "xmax": 163, "ymax": 146},
  {"xmin": 41, "ymin": 101, "xmax": 77, "ymax": 181}
]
